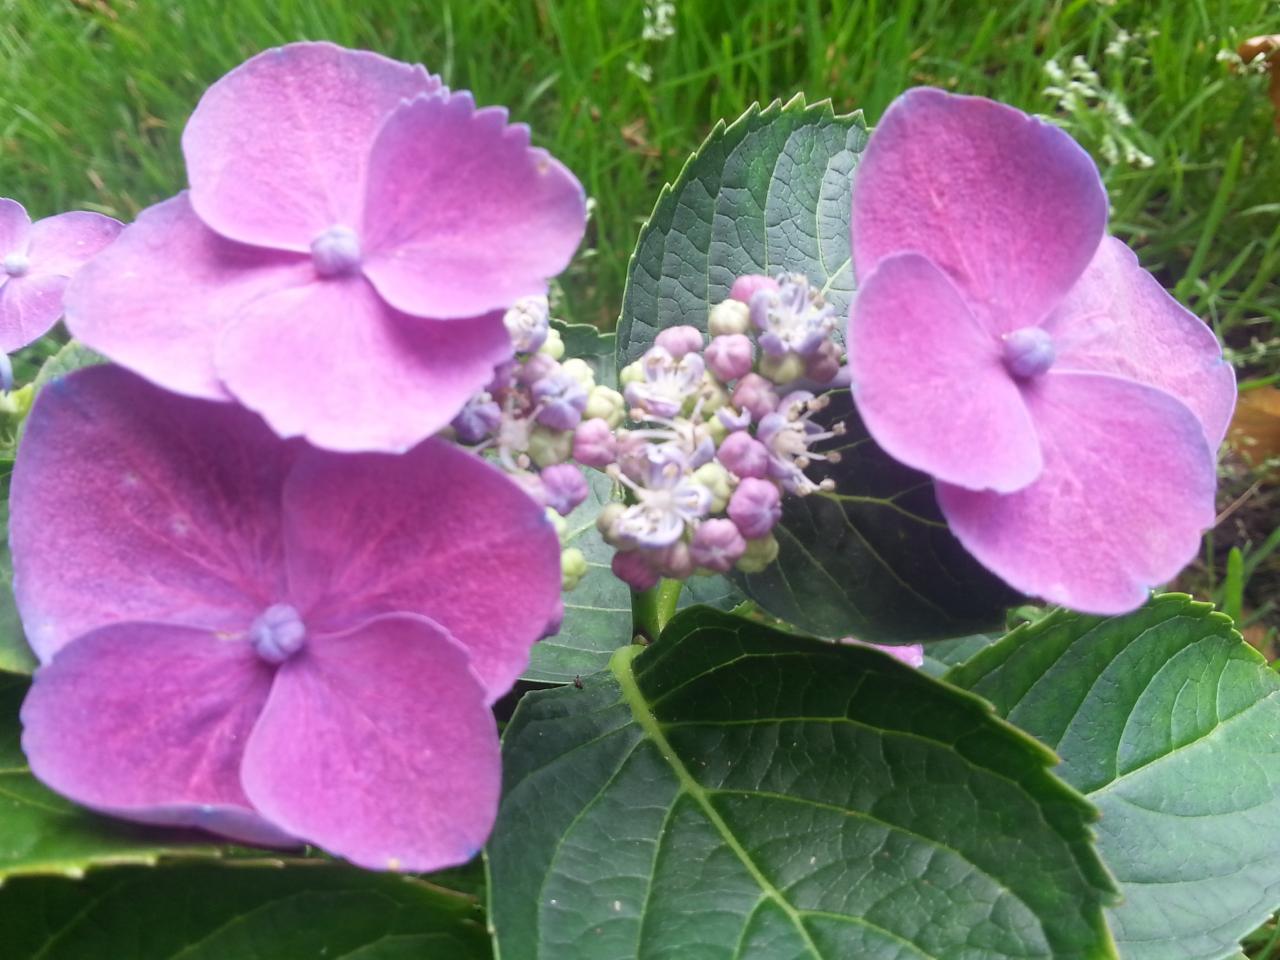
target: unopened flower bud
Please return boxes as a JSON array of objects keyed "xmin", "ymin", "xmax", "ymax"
[
  {"xmin": 759, "ymin": 352, "xmax": 806, "ymax": 384},
  {"xmin": 705, "ymin": 334, "xmax": 754, "ymax": 382},
  {"xmin": 597, "ymin": 502, "xmax": 627, "ymax": 544},
  {"xmin": 573, "ymin": 417, "xmax": 617, "ymax": 468},
  {"xmin": 503, "ymin": 295, "xmax": 550, "ymax": 353},
  {"xmin": 728, "ymin": 477, "xmax": 782, "ymax": 539},
  {"xmin": 560, "ymin": 357, "xmax": 596, "ymax": 390},
  {"xmin": 584, "ymin": 385, "xmax": 625, "ymax": 427},
  {"xmin": 708, "ymin": 298, "xmax": 751, "ymax": 336},
  {"xmin": 705, "ymin": 415, "xmax": 728, "ymax": 445},
  {"xmin": 733, "ymin": 373, "xmax": 779, "ymax": 420},
  {"xmin": 539, "ymin": 327, "xmax": 565, "ymax": 359},
  {"xmin": 696, "ymin": 374, "xmax": 730, "ymax": 416},
  {"xmin": 654, "ymin": 325, "xmax": 704, "ymax": 359},
  {"xmin": 692, "ymin": 461, "xmax": 733, "ymax": 513},
  {"xmin": 612, "ymin": 549, "xmax": 661, "ymax": 591},
  {"xmin": 542, "ymin": 463, "xmax": 590, "ymax": 516},
  {"xmin": 561, "ymin": 547, "xmax": 588, "ymax": 591},
  {"xmin": 517, "ymin": 352, "xmax": 558, "ymax": 386},
  {"xmin": 717, "ymin": 430, "xmax": 770, "ymax": 479},
  {"xmin": 451, "ymin": 393, "xmax": 502, "ymax": 444},
  {"xmin": 655, "ymin": 540, "xmax": 695, "ymax": 579},
  {"xmin": 533, "ymin": 371, "xmax": 588, "ymax": 430},
  {"xmin": 528, "ymin": 425, "xmax": 573, "ymax": 467},
  {"xmin": 735, "ymin": 532, "xmax": 780, "ymax": 573},
  {"xmin": 729, "ymin": 273, "xmax": 779, "ymax": 305},
  {"xmin": 805, "ymin": 338, "xmax": 843, "ymax": 384},
  {"xmin": 619, "ymin": 360, "xmax": 644, "ymax": 386},
  {"xmin": 689, "ymin": 518, "xmax": 746, "ymax": 573}
]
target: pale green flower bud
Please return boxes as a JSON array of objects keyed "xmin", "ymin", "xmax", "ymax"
[
  {"xmin": 528, "ymin": 425, "xmax": 573, "ymax": 467},
  {"xmin": 759, "ymin": 352, "xmax": 806, "ymax": 384},
  {"xmin": 693, "ymin": 461, "xmax": 733, "ymax": 513},
  {"xmin": 539, "ymin": 327, "xmax": 565, "ymax": 360},
  {"xmin": 735, "ymin": 533, "xmax": 780, "ymax": 573},
  {"xmin": 619, "ymin": 360, "xmax": 644, "ymax": 386},
  {"xmin": 596, "ymin": 502, "xmax": 627, "ymax": 545},
  {"xmin": 584, "ymin": 385, "xmax": 626, "ymax": 427},
  {"xmin": 561, "ymin": 547, "xmax": 588, "ymax": 591},
  {"xmin": 560, "ymin": 357, "xmax": 596, "ymax": 391},
  {"xmin": 708, "ymin": 299, "xmax": 751, "ymax": 336}
]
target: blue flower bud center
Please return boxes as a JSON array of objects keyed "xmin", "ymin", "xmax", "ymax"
[
  {"xmin": 250, "ymin": 603, "xmax": 307, "ymax": 664},
  {"xmin": 310, "ymin": 225, "xmax": 362, "ymax": 277},
  {"xmin": 3, "ymin": 253, "xmax": 30, "ymax": 278},
  {"xmin": 1002, "ymin": 326, "xmax": 1055, "ymax": 379}
]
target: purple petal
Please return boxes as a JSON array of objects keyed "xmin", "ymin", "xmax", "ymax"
[
  {"xmin": 281, "ymin": 439, "xmax": 562, "ymax": 700},
  {"xmin": 0, "ymin": 274, "xmax": 68, "ymax": 352},
  {"xmin": 20, "ymin": 622, "xmax": 292, "ymax": 846},
  {"xmin": 241, "ymin": 614, "xmax": 499, "ymax": 871},
  {"xmin": 361, "ymin": 92, "xmax": 586, "ymax": 318},
  {"xmin": 0, "ymin": 198, "xmax": 31, "ymax": 255},
  {"xmin": 27, "ymin": 211, "xmax": 122, "ymax": 276},
  {"xmin": 849, "ymin": 253, "xmax": 1042, "ymax": 492},
  {"xmin": 853, "ymin": 88, "xmax": 1107, "ymax": 331},
  {"xmin": 64, "ymin": 193, "xmax": 310, "ymax": 402},
  {"xmin": 184, "ymin": 42, "xmax": 440, "ymax": 251},
  {"xmin": 11, "ymin": 365, "xmax": 294, "ymax": 662},
  {"xmin": 213, "ymin": 277, "xmax": 511, "ymax": 452},
  {"xmin": 1045, "ymin": 236, "xmax": 1237, "ymax": 447},
  {"xmin": 937, "ymin": 371, "xmax": 1216, "ymax": 614}
]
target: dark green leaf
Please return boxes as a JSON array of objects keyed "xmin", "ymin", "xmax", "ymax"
[
  {"xmin": 947, "ymin": 594, "xmax": 1280, "ymax": 960},
  {"xmin": 920, "ymin": 633, "xmax": 998, "ymax": 678},
  {"xmin": 1, "ymin": 863, "xmax": 489, "ymax": 959},
  {"xmin": 31, "ymin": 340, "xmax": 104, "ymax": 390},
  {"xmin": 616, "ymin": 95, "xmax": 864, "ymax": 365},
  {"xmin": 733, "ymin": 391, "xmax": 1020, "ymax": 642},
  {"xmin": 489, "ymin": 607, "xmax": 1118, "ymax": 959}
]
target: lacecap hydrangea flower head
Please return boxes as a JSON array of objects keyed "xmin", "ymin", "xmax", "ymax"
[
  {"xmin": 848, "ymin": 88, "xmax": 1235, "ymax": 613},
  {"xmin": 12, "ymin": 365, "xmax": 562, "ymax": 870},
  {"xmin": 65, "ymin": 42, "xmax": 587, "ymax": 452}
]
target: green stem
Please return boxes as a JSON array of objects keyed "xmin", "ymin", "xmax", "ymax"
[{"xmin": 631, "ymin": 578, "xmax": 683, "ymax": 643}]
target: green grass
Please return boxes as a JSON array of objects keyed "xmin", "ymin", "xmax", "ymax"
[{"xmin": 1, "ymin": 0, "xmax": 1277, "ymax": 354}]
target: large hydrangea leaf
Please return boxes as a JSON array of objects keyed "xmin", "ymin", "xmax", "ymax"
[
  {"xmin": 488, "ymin": 607, "xmax": 1118, "ymax": 959},
  {"xmin": 617, "ymin": 95, "xmax": 862, "ymax": 365},
  {"xmin": 1, "ymin": 863, "xmax": 490, "ymax": 959},
  {"xmin": 617, "ymin": 100, "xmax": 1016, "ymax": 642},
  {"xmin": 947, "ymin": 595, "xmax": 1280, "ymax": 960}
]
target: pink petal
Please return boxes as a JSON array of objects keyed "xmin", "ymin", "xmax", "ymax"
[
  {"xmin": 241, "ymin": 614, "xmax": 499, "ymax": 871},
  {"xmin": 64, "ymin": 193, "xmax": 310, "ymax": 402},
  {"xmin": 27, "ymin": 211, "xmax": 122, "ymax": 276},
  {"xmin": 281, "ymin": 439, "xmax": 562, "ymax": 700},
  {"xmin": 361, "ymin": 92, "xmax": 586, "ymax": 318},
  {"xmin": 853, "ymin": 88, "xmax": 1107, "ymax": 331},
  {"xmin": 1044, "ymin": 236, "xmax": 1237, "ymax": 447},
  {"xmin": 213, "ymin": 276, "xmax": 511, "ymax": 452},
  {"xmin": 0, "ymin": 274, "xmax": 68, "ymax": 352},
  {"xmin": 20, "ymin": 622, "xmax": 292, "ymax": 846},
  {"xmin": 937, "ymin": 371, "xmax": 1216, "ymax": 614},
  {"xmin": 184, "ymin": 42, "xmax": 440, "ymax": 251},
  {"xmin": 0, "ymin": 198, "xmax": 31, "ymax": 255},
  {"xmin": 11, "ymin": 365, "xmax": 294, "ymax": 662},
  {"xmin": 849, "ymin": 253, "xmax": 1042, "ymax": 492}
]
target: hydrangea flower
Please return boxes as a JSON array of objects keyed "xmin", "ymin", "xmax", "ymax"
[
  {"xmin": 12, "ymin": 365, "xmax": 562, "ymax": 870},
  {"xmin": 848, "ymin": 88, "xmax": 1235, "ymax": 613},
  {"xmin": 64, "ymin": 42, "xmax": 586, "ymax": 452},
  {"xmin": 0, "ymin": 199, "xmax": 120, "ymax": 352}
]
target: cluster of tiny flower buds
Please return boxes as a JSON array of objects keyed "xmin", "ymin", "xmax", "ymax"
[
  {"xmin": 446, "ymin": 295, "xmax": 626, "ymax": 592},
  {"xmin": 601, "ymin": 272, "xmax": 846, "ymax": 591}
]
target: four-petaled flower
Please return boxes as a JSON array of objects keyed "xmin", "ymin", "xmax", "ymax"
[
  {"xmin": 13, "ymin": 365, "xmax": 562, "ymax": 871},
  {"xmin": 848, "ymin": 88, "xmax": 1235, "ymax": 613},
  {"xmin": 0, "ymin": 200, "xmax": 120, "ymax": 353},
  {"xmin": 64, "ymin": 42, "xmax": 586, "ymax": 452}
]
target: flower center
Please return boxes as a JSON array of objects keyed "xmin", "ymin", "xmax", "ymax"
[
  {"xmin": 2, "ymin": 253, "xmax": 30, "ymax": 278},
  {"xmin": 1002, "ymin": 326, "xmax": 1055, "ymax": 379},
  {"xmin": 310, "ymin": 225, "xmax": 362, "ymax": 277},
  {"xmin": 250, "ymin": 603, "xmax": 307, "ymax": 664}
]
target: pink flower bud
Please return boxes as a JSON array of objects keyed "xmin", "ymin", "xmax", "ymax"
[
  {"xmin": 654, "ymin": 325, "xmax": 704, "ymax": 359},
  {"xmin": 573, "ymin": 418, "xmax": 617, "ymax": 468},
  {"xmin": 729, "ymin": 274, "xmax": 779, "ymax": 304},
  {"xmin": 705, "ymin": 334, "xmax": 754, "ymax": 382},
  {"xmin": 517, "ymin": 352, "xmax": 558, "ymax": 386},
  {"xmin": 805, "ymin": 338, "xmax": 842, "ymax": 385},
  {"xmin": 689, "ymin": 518, "xmax": 746, "ymax": 573},
  {"xmin": 612, "ymin": 549, "xmax": 661, "ymax": 591},
  {"xmin": 716, "ymin": 430, "xmax": 770, "ymax": 479},
  {"xmin": 728, "ymin": 477, "xmax": 782, "ymax": 539},
  {"xmin": 541, "ymin": 463, "xmax": 590, "ymax": 516},
  {"xmin": 732, "ymin": 373, "xmax": 779, "ymax": 421},
  {"xmin": 655, "ymin": 540, "xmax": 695, "ymax": 579}
]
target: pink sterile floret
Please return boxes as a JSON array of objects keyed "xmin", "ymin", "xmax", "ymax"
[
  {"xmin": 0, "ymin": 199, "xmax": 121, "ymax": 353},
  {"xmin": 848, "ymin": 87, "xmax": 1235, "ymax": 614},
  {"xmin": 11, "ymin": 365, "xmax": 563, "ymax": 871},
  {"xmin": 63, "ymin": 42, "xmax": 587, "ymax": 454}
]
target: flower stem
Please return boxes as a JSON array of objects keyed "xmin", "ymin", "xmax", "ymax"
[{"xmin": 632, "ymin": 578, "xmax": 683, "ymax": 643}]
